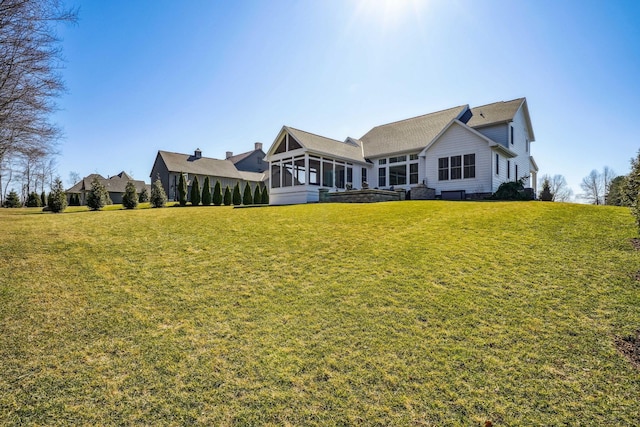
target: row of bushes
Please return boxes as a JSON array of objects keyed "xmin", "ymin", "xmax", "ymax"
[{"xmin": 177, "ymin": 175, "xmax": 268, "ymax": 207}]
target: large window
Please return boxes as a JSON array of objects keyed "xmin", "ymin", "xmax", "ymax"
[
  {"xmin": 309, "ymin": 157, "xmax": 320, "ymax": 185},
  {"xmin": 440, "ymin": 154, "xmax": 475, "ymax": 181},
  {"xmin": 271, "ymin": 164, "xmax": 281, "ymax": 188},
  {"xmin": 410, "ymin": 163, "xmax": 419, "ymax": 184},
  {"xmin": 438, "ymin": 157, "xmax": 449, "ymax": 181},
  {"xmin": 389, "ymin": 164, "xmax": 407, "ymax": 185},
  {"xmin": 450, "ymin": 155, "xmax": 462, "ymax": 180},
  {"xmin": 378, "ymin": 167, "xmax": 386, "ymax": 187},
  {"xmin": 294, "ymin": 157, "xmax": 305, "ymax": 185},
  {"xmin": 322, "ymin": 161, "xmax": 333, "ymax": 187},
  {"xmin": 283, "ymin": 158, "xmax": 293, "ymax": 187},
  {"xmin": 335, "ymin": 162, "xmax": 345, "ymax": 189},
  {"xmin": 362, "ymin": 167, "xmax": 367, "ymax": 185},
  {"xmin": 464, "ymin": 154, "xmax": 475, "ymax": 179}
]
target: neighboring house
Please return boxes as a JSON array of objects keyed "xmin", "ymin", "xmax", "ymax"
[
  {"xmin": 265, "ymin": 97, "xmax": 538, "ymax": 205},
  {"xmin": 66, "ymin": 172, "xmax": 149, "ymax": 205},
  {"xmin": 150, "ymin": 148, "xmax": 267, "ymax": 202},
  {"xmin": 226, "ymin": 142, "xmax": 267, "ymax": 173}
]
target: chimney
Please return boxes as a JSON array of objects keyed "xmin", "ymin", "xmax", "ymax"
[
  {"xmin": 194, "ymin": 148, "xmax": 202, "ymax": 159},
  {"xmin": 226, "ymin": 151, "xmax": 233, "ymax": 159},
  {"xmin": 255, "ymin": 142, "xmax": 263, "ymax": 151}
]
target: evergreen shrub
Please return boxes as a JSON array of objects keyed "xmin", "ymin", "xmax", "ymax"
[
  {"xmin": 202, "ymin": 176, "xmax": 212, "ymax": 206},
  {"xmin": 86, "ymin": 177, "xmax": 109, "ymax": 210},
  {"xmin": 26, "ymin": 192, "xmax": 42, "ymax": 207},
  {"xmin": 150, "ymin": 178, "xmax": 167, "ymax": 208},
  {"xmin": 232, "ymin": 183, "xmax": 242, "ymax": 205},
  {"xmin": 48, "ymin": 178, "xmax": 67, "ymax": 213},
  {"xmin": 213, "ymin": 180, "xmax": 223, "ymax": 206},
  {"xmin": 122, "ymin": 181, "xmax": 138, "ymax": 209},
  {"xmin": 178, "ymin": 172, "xmax": 187, "ymax": 206},
  {"xmin": 138, "ymin": 187, "xmax": 149, "ymax": 203},
  {"xmin": 3, "ymin": 190, "xmax": 21, "ymax": 208},
  {"xmin": 223, "ymin": 186, "xmax": 231, "ymax": 206},
  {"xmin": 190, "ymin": 176, "xmax": 201, "ymax": 206},
  {"xmin": 243, "ymin": 182, "xmax": 253, "ymax": 205}
]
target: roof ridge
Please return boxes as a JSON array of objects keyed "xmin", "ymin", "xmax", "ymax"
[
  {"xmin": 159, "ymin": 149, "xmax": 232, "ymax": 162},
  {"xmin": 286, "ymin": 126, "xmax": 345, "ymax": 144},
  {"xmin": 471, "ymin": 97, "xmax": 525, "ymax": 110},
  {"xmin": 367, "ymin": 104, "xmax": 467, "ymax": 130}
]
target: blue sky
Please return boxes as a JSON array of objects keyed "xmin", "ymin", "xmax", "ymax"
[{"xmin": 53, "ymin": 0, "xmax": 640, "ymax": 198}]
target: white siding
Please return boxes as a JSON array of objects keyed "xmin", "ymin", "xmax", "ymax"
[
  {"xmin": 510, "ymin": 106, "xmax": 534, "ymax": 188},
  {"xmin": 424, "ymin": 123, "xmax": 493, "ymax": 195},
  {"xmin": 491, "ymin": 153, "xmax": 508, "ymax": 192},
  {"xmin": 475, "ymin": 124, "xmax": 508, "ymax": 147}
]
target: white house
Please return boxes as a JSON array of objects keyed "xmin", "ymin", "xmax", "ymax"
[{"xmin": 265, "ymin": 98, "xmax": 538, "ymax": 205}]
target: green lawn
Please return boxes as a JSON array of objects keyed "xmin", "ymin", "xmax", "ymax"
[{"xmin": 1, "ymin": 201, "xmax": 639, "ymax": 425}]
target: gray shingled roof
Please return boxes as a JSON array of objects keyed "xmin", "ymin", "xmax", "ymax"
[
  {"xmin": 360, "ymin": 105, "xmax": 468, "ymax": 158},
  {"xmin": 157, "ymin": 150, "xmax": 242, "ymax": 179},
  {"xmin": 238, "ymin": 171, "xmax": 267, "ymax": 182},
  {"xmin": 467, "ymin": 98, "xmax": 525, "ymax": 128},
  {"xmin": 228, "ymin": 149, "xmax": 258, "ymax": 164},
  {"xmin": 67, "ymin": 173, "xmax": 147, "ymax": 194},
  {"xmin": 286, "ymin": 127, "xmax": 365, "ymax": 163}
]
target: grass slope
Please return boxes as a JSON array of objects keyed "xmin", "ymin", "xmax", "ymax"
[{"xmin": 1, "ymin": 202, "xmax": 639, "ymax": 425}]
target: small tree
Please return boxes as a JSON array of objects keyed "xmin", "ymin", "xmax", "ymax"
[
  {"xmin": 150, "ymin": 178, "xmax": 167, "ymax": 208},
  {"xmin": 48, "ymin": 178, "xmax": 67, "ymax": 213},
  {"xmin": 40, "ymin": 191, "xmax": 46, "ymax": 207},
  {"xmin": 213, "ymin": 180, "xmax": 223, "ymax": 206},
  {"xmin": 26, "ymin": 192, "xmax": 42, "ymax": 207},
  {"xmin": 253, "ymin": 185, "xmax": 262, "ymax": 205},
  {"xmin": 243, "ymin": 182, "xmax": 253, "ymax": 205},
  {"xmin": 624, "ymin": 150, "xmax": 640, "ymax": 232},
  {"xmin": 190, "ymin": 176, "xmax": 201, "ymax": 206},
  {"xmin": 138, "ymin": 187, "xmax": 149, "ymax": 203},
  {"xmin": 606, "ymin": 176, "xmax": 626, "ymax": 206},
  {"xmin": 539, "ymin": 178, "xmax": 553, "ymax": 201},
  {"xmin": 201, "ymin": 176, "xmax": 212, "ymax": 206},
  {"xmin": 261, "ymin": 186, "xmax": 269, "ymax": 205},
  {"xmin": 86, "ymin": 177, "xmax": 109, "ymax": 211},
  {"xmin": 232, "ymin": 182, "xmax": 242, "ymax": 206},
  {"xmin": 122, "ymin": 181, "xmax": 138, "ymax": 209},
  {"xmin": 3, "ymin": 190, "xmax": 21, "ymax": 207},
  {"xmin": 223, "ymin": 185, "xmax": 232, "ymax": 206},
  {"xmin": 178, "ymin": 172, "xmax": 188, "ymax": 206}
]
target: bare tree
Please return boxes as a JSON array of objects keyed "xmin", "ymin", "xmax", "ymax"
[
  {"xmin": 68, "ymin": 170, "xmax": 80, "ymax": 187},
  {"xmin": 0, "ymin": 0, "xmax": 77, "ymax": 203},
  {"xmin": 580, "ymin": 167, "xmax": 616, "ymax": 205},
  {"xmin": 539, "ymin": 174, "xmax": 573, "ymax": 202}
]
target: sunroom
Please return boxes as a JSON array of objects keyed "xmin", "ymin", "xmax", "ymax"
[{"xmin": 266, "ymin": 127, "xmax": 369, "ymax": 205}]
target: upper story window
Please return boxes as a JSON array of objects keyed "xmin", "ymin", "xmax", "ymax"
[
  {"xmin": 274, "ymin": 133, "xmax": 302, "ymax": 154},
  {"xmin": 389, "ymin": 155, "xmax": 407, "ymax": 163},
  {"xmin": 510, "ymin": 126, "xmax": 514, "ymax": 145}
]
